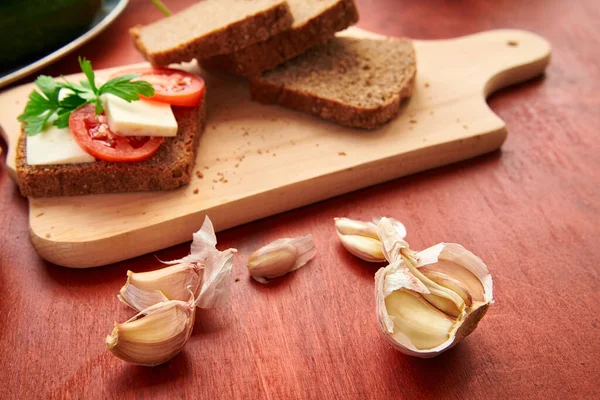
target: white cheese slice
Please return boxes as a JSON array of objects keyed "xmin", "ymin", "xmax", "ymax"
[
  {"xmin": 103, "ymin": 94, "xmax": 178, "ymax": 137},
  {"xmin": 26, "ymin": 125, "xmax": 95, "ymax": 165}
]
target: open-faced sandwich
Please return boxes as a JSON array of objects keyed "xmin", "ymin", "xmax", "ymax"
[{"xmin": 16, "ymin": 58, "xmax": 207, "ymax": 198}]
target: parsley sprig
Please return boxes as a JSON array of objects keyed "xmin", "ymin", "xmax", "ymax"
[{"xmin": 18, "ymin": 57, "xmax": 155, "ymax": 136}]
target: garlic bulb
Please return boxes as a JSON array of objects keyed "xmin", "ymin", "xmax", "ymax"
[
  {"xmin": 334, "ymin": 217, "xmax": 406, "ymax": 262},
  {"xmin": 119, "ymin": 263, "xmax": 203, "ymax": 312},
  {"xmin": 247, "ymin": 235, "xmax": 316, "ymax": 283},
  {"xmin": 375, "ymin": 217, "xmax": 493, "ymax": 358},
  {"xmin": 106, "ymin": 299, "xmax": 195, "ymax": 366}
]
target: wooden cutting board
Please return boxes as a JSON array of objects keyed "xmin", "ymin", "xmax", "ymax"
[{"xmin": 0, "ymin": 28, "xmax": 551, "ymax": 268}]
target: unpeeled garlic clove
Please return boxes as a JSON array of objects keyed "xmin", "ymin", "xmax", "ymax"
[
  {"xmin": 118, "ymin": 263, "xmax": 203, "ymax": 312},
  {"xmin": 106, "ymin": 299, "xmax": 195, "ymax": 366},
  {"xmin": 334, "ymin": 217, "xmax": 406, "ymax": 262},
  {"xmin": 375, "ymin": 217, "xmax": 493, "ymax": 358},
  {"xmin": 247, "ymin": 235, "xmax": 316, "ymax": 283}
]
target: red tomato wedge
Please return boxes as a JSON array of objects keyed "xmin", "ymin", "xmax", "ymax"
[
  {"xmin": 69, "ymin": 104, "xmax": 164, "ymax": 162},
  {"xmin": 110, "ymin": 68, "xmax": 205, "ymax": 107}
]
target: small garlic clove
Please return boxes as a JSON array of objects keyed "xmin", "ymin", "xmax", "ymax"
[
  {"xmin": 334, "ymin": 217, "xmax": 406, "ymax": 262},
  {"xmin": 338, "ymin": 234, "xmax": 385, "ymax": 262},
  {"xmin": 247, "ymin": 235, "xmax": 316, "ymax": 283},
  {"xmin": 335, "ymin": 218, "xmax": 380, "ymax": 239},
  {"xmin": 118, "ymin": 263, "xmax": 203, "ymax": 312},
  {"xmin": 375, "ymin": 217, "xmax": 493, "ymax": 358},
  {"xmin": 106, "ymin": 299, "xmax": 195, "ymax": 366},
  {"xmin": 385, "ymin": 289, "xmax": 456, "ymax": 350}
]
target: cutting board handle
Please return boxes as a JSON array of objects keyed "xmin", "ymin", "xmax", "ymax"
[{"xmin": 429, "ymin": 29, "xmax": 551, "ymax": 97}]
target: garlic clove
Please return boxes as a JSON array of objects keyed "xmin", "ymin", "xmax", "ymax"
[
  {"xmin": 161, "ymin": 216, "xmax": 237, "ymax": 309},
  {"xmin": 418, "ymin": 244, "xmax": 489, "ymax": 303},
  {"xmin": 421, "ymin": 270, "xmax": 473, "ymax": 307},
  {"xmin": 421, "ymin": 292, "xmax": 464, "ymax": 318},
  {"xmin": 118, "ymin": 263, "xmax": 203, "ymax": 312},
  {"xmin": 335, "ymin": 217, "xmax": 406, "ymax": 262},
  {"xmin": 247, "ymin": 235, "xmax": 316, "ymax": 283},
  {"xmin": 106, "ymin": 299, "xmax": 195, "ymax": 366},
  {"xmin": 338, "ymin": 234, "xmax": 385, "ymax": 262},
  {"xmin": 385, "ymin": 289, "xmax": 456, "ymax": 350},
  {"xmin": 375, "ymin": 217, "xmax": 493, "ymax": 358},
  {"xmin": 335, "ymin": 218, "xmax": 380, "ymax": 239}
]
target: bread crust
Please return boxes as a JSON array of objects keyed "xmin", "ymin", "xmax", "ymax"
[
  {"xmin": 131, "ymin": 0, "xmax": 293, "ymax": 66},
  {"xmin": 201, "ymin": 0, "xmax": 359, "ymax": 77},
  {"xmin": 16, "ymin": 97, "xmax": 206, "ymax": 198},
  {"xmin": 250, "ymin": 74, "xmax": 415, "ymax": 129}
]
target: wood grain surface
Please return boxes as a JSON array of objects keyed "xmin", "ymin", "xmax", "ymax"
[
  {"xmin": 0, "ymin": 0, "xmax": 598, "ymax": 399},
  {"xmin": 0, "ymin": 27, "xmax": 550, "ymax": 268}
]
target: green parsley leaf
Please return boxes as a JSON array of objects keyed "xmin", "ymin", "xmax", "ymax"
[
  {"xmin": 54, "ymin": 110, "xmax": 73, "ymax": 129},
  {"xmin": 78, "ymin": 57, "xmax": 99, "ymax": 94},
  {"xmin": 17, "ymin": 89, "xmax": 53, "ymax": 131},
  {"xmin": 59, "ymin": 92, "xmax": 89, "ymax": 110},
  {"xmin": 35, "ymin": 75, "xmax": 61, "ymax": 105},
  {"xmin": 99, "ymin": 74, "xmax": 155, "ymax": 101},
  {"xmin": 22, "ymin": 113, "xmax": 51, "ymax": 136}
]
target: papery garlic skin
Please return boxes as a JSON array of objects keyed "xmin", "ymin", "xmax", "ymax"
[
  {"xmin": 247, "ymin": 235, "xmax": 316, "ymax": 283},
  {"xmin": 162, "ymin": 216, "xmax": 237, "ymax": 309},
  {"xmin": 375, "ymin": 218, "xmax": 493, "ymax": 358},
  {"xmin": 335, "ymin": 217, "xmax": 406, "ymax": 263},
  {"xmin": 118, "ymin": 263, "xmax": 203, "ymax": 312},
  {"xmin": 106, "ymin": 299, "xmax": 195, "ymax": 366}
]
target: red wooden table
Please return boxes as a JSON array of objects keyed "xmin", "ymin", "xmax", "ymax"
[{"xmin": 1, "ymin": 0, "xmax": 598, "ymax": 398}]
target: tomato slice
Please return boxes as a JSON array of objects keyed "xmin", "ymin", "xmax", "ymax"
[
  {"xmin": 69, "ymin": 104, "xmax": 164, "ymax": 163},
  {"xmin": 110, "ymin": 67, "xmax": 205, "ymax": 107}
]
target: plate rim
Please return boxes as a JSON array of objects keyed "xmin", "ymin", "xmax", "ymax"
[{"xmin": 0, "ymin": 0, "xmax": 130, "ymax": 89}]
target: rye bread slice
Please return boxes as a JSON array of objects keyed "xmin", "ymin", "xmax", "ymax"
[
  {"xmin": 131, "ymin": 0, "xmax": 293, "ymax": 66},
  {"xmin": 201, "ymin": 0, "xmax": 359, "ymax": 77},
  {"xmin": 249, "ymin": 36, "xmax": 417, "ymax": 129},
  {"xmin": 16, "ymin": 97, "xmax": 206, "ymax": 198}
]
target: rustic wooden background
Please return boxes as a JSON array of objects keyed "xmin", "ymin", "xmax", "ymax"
[{"xmin": 1, "ymin": 0, "xmax": 598, "ymax": 398}]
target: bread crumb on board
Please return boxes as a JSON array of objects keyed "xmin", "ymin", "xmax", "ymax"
[
  {"xmin": 196, "ymin": 171, "xmax": 204, "ymax": 179},
  {"xmin": 193, "ymin": 189, "xmax": 199, "ymax": 194},
  {"xmin": 338, "ymin": 152, "xmax": 347, "ymax": 156},
  {"xmin": 507, "ymin": 40, "xmax": 519, "ymax": 47},
  {"xmin": 424, "ymin": 82, "xmax": 430, "ymax": 88},
  {"xmin": 409, "ymin": 119, "xmax": 418, "ymax": 124},
  {"xmin": 36, "ymin": 212, "xmax": 44, "ymax": 218}
]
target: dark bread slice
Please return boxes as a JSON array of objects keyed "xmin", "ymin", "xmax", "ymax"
[
  {"xmin": 16, "ymin": 97, "xmax": 206, "ymax": 198},
  {"xmin": 201, "ymin": 0, "xmax": 359, "ymax": 77},
  {"xmin": 131, "ymin": 0, "xmax": 293, "ymax": 66},
  {"xmin": 249, "ymin": 35, "xmax": 417, "ymax": 129}
]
